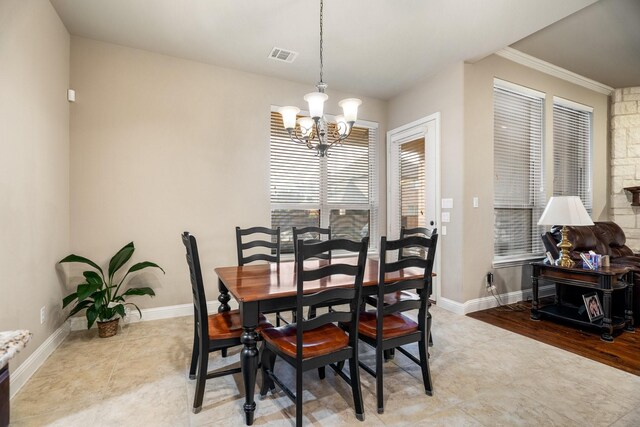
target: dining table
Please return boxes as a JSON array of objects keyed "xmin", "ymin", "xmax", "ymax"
[{"xmin": 214, "ymin": 256, "xmax": 429, "ymax": 425}]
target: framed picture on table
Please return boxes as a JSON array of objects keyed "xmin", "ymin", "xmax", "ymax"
[{"xmin": 582, "ymin": 292, "xmax": 604, "ymax": 322}]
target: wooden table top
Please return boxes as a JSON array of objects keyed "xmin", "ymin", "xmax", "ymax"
[
  {"xmin": 215, "ymin": 257, "xmax": 426, "ymax": 303},
  {"xmin": 531, "ymin": 261, "xmax": 631, "ymax": 276}
]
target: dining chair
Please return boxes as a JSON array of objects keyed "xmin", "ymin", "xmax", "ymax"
[
  {"xmin": 369, "ymin": 225, "xmax": 437, "ymax": 360},
  {"xmin": 399, "ymin": 226, "xmax": 437, "ymax": 260},
  {"xmin": 293, "ymin": 226, "xmax": 331, "ymax": 319},
  {"xmin": 260, "ymin": 238, "xmax": 369, "ymax": 426},
  {"xmin": 235, "ymin": 226, "xmax": 287, "ymax": 326},
  {"xmin": 292, "ymin": 226, "xmax": 331, "ymax": 262},
  {"xmin": 182, "ymin": 231, "xmax": 272, "ymax": 413},
  {"xmin": 348, "ymin": 232, "xmax": 438, "ymax": 414}
]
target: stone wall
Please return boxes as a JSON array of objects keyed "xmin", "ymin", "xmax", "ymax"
[{"xmin": 611, "ymin": 87, "xmax": 640, "ymax": 251}]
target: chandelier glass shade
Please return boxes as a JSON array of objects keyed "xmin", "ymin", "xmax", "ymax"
[{"xmin": 277, "ymin": 0, "xmax": 362, "ymax": 157}]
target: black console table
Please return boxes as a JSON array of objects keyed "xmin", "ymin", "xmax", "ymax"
[{"xmin": 531, "ymin": 262, "xmax": 634, "ymax": 342}]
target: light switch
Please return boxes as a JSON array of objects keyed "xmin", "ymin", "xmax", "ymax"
[
  {"xmin": 442, "ymin": 225, "xmax": 447, "ymax": 235},
  {"xmin": 441, "ymin": 212, "xmax": 450, "ymax": 223},
  {"xmin": 441, "ymin": 198, "xmax": 453, "ymax": 209},
  {"xmin": 473, "ymin": 197, "xmax": 479, "ymax": 208}
]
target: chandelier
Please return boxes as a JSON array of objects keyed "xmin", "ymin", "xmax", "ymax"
[{"xmin": 277, "ymin": 0, "xmax": 362, "ymax": 157}]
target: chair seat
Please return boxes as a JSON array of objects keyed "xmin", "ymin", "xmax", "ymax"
[
  {"xmin": 355, "ymin": 311, "xmax": 418, "ymax": 339},
  {"xmin": 262, "ymin": 323, "xmax": 349, "ymax": 359},
  {"xmin": 208, "ymin": 310, "xmax": 272, "ymax": 340}
]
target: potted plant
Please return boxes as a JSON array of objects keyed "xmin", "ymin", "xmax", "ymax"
[{"xmin": 59, "ymin": 242, "xmax": 164, "ymax": 338}]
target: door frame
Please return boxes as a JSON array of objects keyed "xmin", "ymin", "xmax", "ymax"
[{"xmin": 386, "ymin": 112, "xmax": 441, "ymax": 302}]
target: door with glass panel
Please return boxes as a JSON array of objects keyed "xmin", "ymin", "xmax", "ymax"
[{"xmin": 388, "ymin": 116, "xmax": 439, "ymax": 299}]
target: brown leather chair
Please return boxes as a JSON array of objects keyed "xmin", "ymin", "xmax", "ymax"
[{"xmin": 541, "ymin": 221, "xmax": 640, "ymax": 325}]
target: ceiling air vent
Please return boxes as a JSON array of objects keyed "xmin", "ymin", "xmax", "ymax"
[{"xmin": 268, "ymin": 47, "xmax": 298, "ymax": 63}]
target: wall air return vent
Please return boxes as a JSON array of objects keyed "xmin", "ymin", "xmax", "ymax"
[{"xmin": 268, "ymin": 47, "xmax": 298, "ymax": 63}]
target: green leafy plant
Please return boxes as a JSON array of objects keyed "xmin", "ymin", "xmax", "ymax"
[{"xmin": 59, "ymin": 242, "xmax": 164, "ymax": 329}]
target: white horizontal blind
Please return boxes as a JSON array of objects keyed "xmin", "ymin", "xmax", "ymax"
[
  {"xmin": 270, "ymin": 111, "xmax": 378, "ymax": 253},
  {"xmin": 553, "ymin": 100, "xmax": 592, "ymax": 214},
  {"xmin": 399, "ymin": 138, "xmax": 426, "ymax": 230},
  {"xmin": 327, "ymin": 125, "xmax": 376, "ymax": 243},
  {"xmin": 270, "ymin": 113, "xmax": 320, "ymax": 204},
  {"xmin": 493, "ymin": 82, "xmax": 545, "ymax": 261}
]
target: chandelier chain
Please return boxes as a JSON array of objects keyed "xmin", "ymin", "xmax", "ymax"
[{"xmin": 319, "ymin": 0, "xmax": 324, "ymax": 84}]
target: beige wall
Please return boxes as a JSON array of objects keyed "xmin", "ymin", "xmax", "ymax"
[
  {"xmin": 69, "ymin": 37, "xmax": 387, "ymax": 310},
  {"xmin": 0, "ymin": 0, "xmax": 70, "ymax": 367},
  {"xmin": 463, "ymin": 54, "xmax": 609, "ymax": 302},
  {"xmin": 387, "ymin": 63, "xmax": 466, "ymax": 303}
]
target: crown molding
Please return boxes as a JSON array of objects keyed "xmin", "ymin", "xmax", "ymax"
[{"xmin": 495, "ymin": 47, "xmax": 614, "ymax": 96}]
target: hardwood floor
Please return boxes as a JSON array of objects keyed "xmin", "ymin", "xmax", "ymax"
[{"xmin": 468, "ymin": 301, "xmax": 640, "ymax": 376}]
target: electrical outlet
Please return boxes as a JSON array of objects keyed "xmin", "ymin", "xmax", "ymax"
[
  {"xmin": 485, "ymin": 272, "xmax": 493, "ymax": 288},
  {"xmin": 40, "ymin": 306, "xmax": 46, "ymax": 324}
]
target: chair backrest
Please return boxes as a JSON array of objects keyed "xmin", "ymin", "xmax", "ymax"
[
  {"xmin": 182, "ymin": 232, "xmax": 209, "ymax": 340},
  {"xmin": 292, "ymin": 226, "xmax": 331, "ymax": 261},
  {"xmin": 377, "ymin": 232, "xmax": 438, "ymax": 337},
  {"xmin": 295, "ymin": 238, "xmax": 369, "ymax": 360},
  {"xmin": 236, "ymin": 226, "xmax": 281, "ymax": 266},
  {"xmin": 399, "ymin": 226, "xmax": 437, "ymax": 260}
]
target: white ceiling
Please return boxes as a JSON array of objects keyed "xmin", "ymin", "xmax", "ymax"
[
  {"xmin": 512, "ymin": 0, "xmax": 640, "ymax": 89},
  {"xmin": 50, "ymin": 0, "xmax": 597, "ymax": 100}
]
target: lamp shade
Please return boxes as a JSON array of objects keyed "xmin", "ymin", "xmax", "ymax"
[
  {"xmin": 278, "ymin": 106, "xmax": 300, "ymax": 129},
  {"xmin": 303, "ymin": 92, "xmax": 328, "ymax": 119},
  {"xmin": 338, "ymin": 98, "xmax": 362, "ymax": 122},
  {"xmin": 537, "ymin": 196, "xmax": 594, "ymax": 226}
]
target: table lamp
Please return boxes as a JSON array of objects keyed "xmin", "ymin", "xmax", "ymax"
[{"xmin": 538, "ymin": 196, "xmax": 594, "ymax": 268}]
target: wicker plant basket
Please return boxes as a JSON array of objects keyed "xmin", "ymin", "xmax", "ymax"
[{"xmin": 97, "ymin": 318, "xmax": 119, "ymax": 338}]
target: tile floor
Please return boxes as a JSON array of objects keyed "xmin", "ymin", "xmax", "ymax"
[{"xmin": 9, "ymin": 306, "xmax": 640, "ymax": 426}]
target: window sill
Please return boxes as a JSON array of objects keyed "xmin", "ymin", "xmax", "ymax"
[{"xmin": 492, "ymin": 255, "xmax": 545, "ymax": 269}]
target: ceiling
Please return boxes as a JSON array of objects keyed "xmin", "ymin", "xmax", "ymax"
[
  {"xmin": 50, "ymin": 0, "xmax": 597, "ymax": 100},
  {"xmin": 512, "ymin": 0, "xmax": 640, "ymax": 89}
]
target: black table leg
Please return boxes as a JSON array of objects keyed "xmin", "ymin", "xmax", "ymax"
[
  {"xmin": 240, "ymin": 302, "xmax": 259, "ymax": 425},
  {"xmin": 218, "ymin": 278, "xmax": 231, "ymax": 313},
  {"xmin": 601, "ymin": 288, "xmax": 614, "ymax": 342},
  {"xmin": 625, "ymin": 277, "xmax": 635, "ymax": 332},
  {"xmin": 530, "ymin": 271, "xmax": 540, "ymax": 320}
]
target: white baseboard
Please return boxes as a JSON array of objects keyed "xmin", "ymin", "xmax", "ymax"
[
  {"xmin": 437, "ymin": 284, "xmax": 555, "ymax": 315},
  {"xmin": 436, "ymin": 297, "xmax": 466, "ymax": 315},
  {"xmin": 9, "ymin": 322, "xmax": 70, "ymax": 399},
  {"xmin": 69, "ymin": 301, "xmax": 220, "ymax": 331}
]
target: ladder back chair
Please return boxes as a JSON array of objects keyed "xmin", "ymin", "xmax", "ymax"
[
  {"xmin": 349, "ymin": 233, "xmax": 438, "ymax": 414},
  {"xmin": 370, "ymin": 225, "xmax": 437, "ymax": 357},
  {"xmin": 236, "ymin": 226, "xmax": 287, "ymax": 326},
  {"xmin": 236, "ymin": 226, "xmax": 281, "ymax": 266},
  {"xmin": 293, "ymin": 226, "xmax": 332, "ymax": 319},
  {"xmin": 260, "ymin": 238, "xmax": 369, "ymax": 426},
  {"xmin": 399, "ymin": 226, "xmax": 437, "ymax": 260},
  {"xmin": 292, "ymin": 226, "xmax": 331, "ymax": 261},
  {"xmin": 182, "ymin": 232, "xmax": 272, "ymax": 413}
]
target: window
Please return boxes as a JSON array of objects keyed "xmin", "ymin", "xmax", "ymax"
[
  {"xmin": 553, "ymin": 97, "xmax": 592, "ymax": 213},
  {"xmin": 270, "ymin": 111, "xmax": 378, "ymax": 254},
  {"xmin": 493, "ymin": 80, "xmax": 545, "ymax": 264},
  {"xmin": 399, "ymin": 138, "xmax": 426, "ymax": 231}
]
